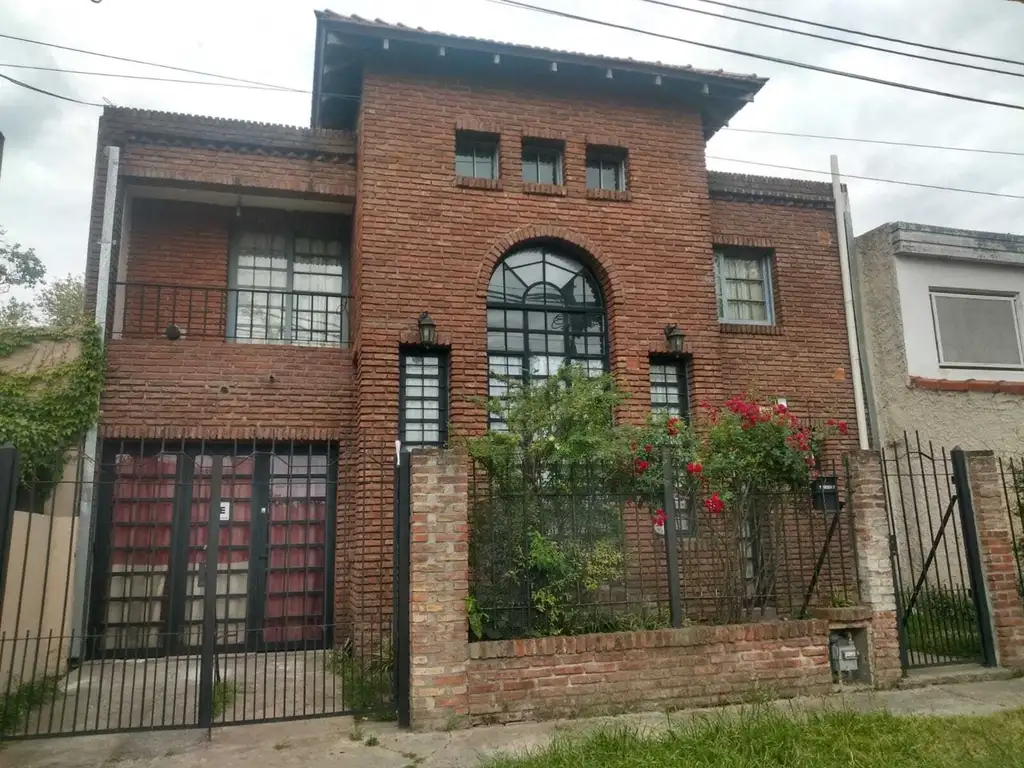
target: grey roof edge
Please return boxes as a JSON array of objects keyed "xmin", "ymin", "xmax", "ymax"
[
  {"xmin": 707, "ymin": 171, "xmax": 835, "ymax": 205},
  {"xmin": 856, "ymin": 221, "xmax": 1024, "ymax": 266},
  {"xmin": 316, "ymin": 10, "xmax": 767, "ymax": 90}
]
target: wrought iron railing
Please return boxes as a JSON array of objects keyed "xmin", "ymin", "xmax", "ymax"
[{"xmin": 112, "ymin": 282, "xmax": 351, "ymax": 346}]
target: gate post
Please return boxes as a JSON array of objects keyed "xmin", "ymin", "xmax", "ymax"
[
  {"xmin": 393, "ymin": 447, "xmax": 412, "ymax": 728},
  {"xmin": 846, "ymin": 450, "xmax": 902, "ymax": 685},
  {"xmin": 956, "ymin": 450, "xmax": 1024, "ymax": 669},
  {"xmin": 198, "ymin": 455, "xmax": 223, "ymax": 730},
  {"xmin": 0, "ymin": 445, "xmax": 19, "ymax": 621}
]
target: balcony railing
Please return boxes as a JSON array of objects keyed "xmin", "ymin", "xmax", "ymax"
[{"xmin": 112, "ymin": 282, "xmax": 351, "ymax": 347}]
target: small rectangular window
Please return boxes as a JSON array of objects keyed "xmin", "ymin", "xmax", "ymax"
[
  {"xmin": 400, "ymin": 352, "xmax": 449, "ymax": 446},
  {"xmin": 521, "ymin": 139, "xmax": 563, "ymax": 185},
  {"xmin": 586, "ymin": 146, "xmax": 627, "ymax": 191},
  {"xmin": 649, "ymin": 357, "xmax": 689, "ymax": 418},
  {"xmin": 931, "ymin": 290, "xmax": 1024, "ymax": 369},
  {"xmin": 455, "ymin": 130, "xmax": 499, "ymax": 180},
  {"xmin": 715, "ymin": 247, "xmax": 775, "ymax": 325}
]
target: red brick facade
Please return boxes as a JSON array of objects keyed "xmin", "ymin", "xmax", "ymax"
[{"xmin": 84, "ymin": 22, "xmax": 858, "ymax": 640}]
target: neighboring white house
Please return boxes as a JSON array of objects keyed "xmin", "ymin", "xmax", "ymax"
[{"xmin": 854, "ymin": 222, "xmax": 1024, "ymax": 455}]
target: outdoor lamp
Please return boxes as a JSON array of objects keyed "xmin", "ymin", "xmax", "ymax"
[
  {"xmin": 664, "ymin": 324, "xmax": 685, "ymax": 354},
  {"xmin": 418, "ymin": 312, "xmax": 437, "ymax": 346}
]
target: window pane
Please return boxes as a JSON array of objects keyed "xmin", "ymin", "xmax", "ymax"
[
  {"xmin": 933, "ymin": 293, "xmax": 1023, "ymax": 367},
  {"xmin": 522, "ymin": 156, "xmax": 538, "ymax": 183},
  {"xmin": 586, "ymin": 164, "xmax": 600, "ymax": 190},
  {"xmin": 537, "ymin": 156, "xmax": 556, "ymax": 185},
  {"xmin": 601, "ymin": 163, "xmax": 617, "ymax": 191},
  {"xmin": 456, "ymin": 155, "xmax": 476, "ymax": 177},
  {"xmin": 402, "ymin": 352, "xmax": 446, "ymax": 445},
  {"xmin": 650, "ymin": 360, "xmax": 685, "ymax": 416},
  {"xmin": 719, "ymin": 253, "xmax": 771, "ymax": 323}
]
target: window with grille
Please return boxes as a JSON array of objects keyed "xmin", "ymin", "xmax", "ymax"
[
  {"xmin": 400, "ymin": 352, "xmax": 448, "ymax": 446},
  {"xmin": 649, "ymin": 357, "xmax": 689, "ymax": 418},
  {"xmin": 486, "ymin": 245, "xmax": 607, "ymax": 430},
  {"xmin": 585, "ymin": 146, "xmax": 627, "ymax": 191},
  {"xmin": 930, "ymin": 290, "xmax": 1024, "ymax": 369},
  {"xmin": 455, "ymin": 130, "xmax": 499, "ymax": 180},
  {"xmin": 715, "ymin": 247, "xmax": 775, "ymax": 324},
  {"xmin": 230, "ymin": 232, "xmax": 347, "ymax": 346},
  {"xmin": 521, "ymin": 139, "xmax": 563, "ymax": 185}
]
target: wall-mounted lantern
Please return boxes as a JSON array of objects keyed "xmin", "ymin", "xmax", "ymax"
[
  {"xmin": 664, "ymin": 324, "xmax": 685, "ymax": 355},
  {"xmin": 418, "ymin": 312, "xmax": 437, "ymax": 346}
]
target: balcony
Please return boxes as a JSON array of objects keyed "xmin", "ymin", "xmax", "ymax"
[{"xmin": 112, "ymin": 283, "xmax": 351, "ymax": 346}]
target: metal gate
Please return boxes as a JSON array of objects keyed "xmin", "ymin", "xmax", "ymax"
[
  {"xmin": 0, "ymin": 440, "xmax": 410, "ymax": 740},
  {"xmin": 881, "ymin": 433, "xmax": 995, "ymax": 670}
]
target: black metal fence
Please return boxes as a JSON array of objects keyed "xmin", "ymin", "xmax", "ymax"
[
  {"xmin": 112, "ymin": 282, "xmax": 351, "ymax": 346},
  {"xmin": 881, "ymin": 433, "xmax": 993, "ymax": 669},
  {"xmin": 0, "ymin": 438, "xmax": 402, "ymax": 740},
  {"xmin": 998, "ymin": 456, "xmax": 1024, "ymax": 602},
  {"xmin": 467, "ymin": 456, "xmax": 860, "ymax": 641}
]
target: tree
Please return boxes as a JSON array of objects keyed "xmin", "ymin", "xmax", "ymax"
[
  {"xmin": 35, "ymin": 273, "xmax": 85, "ymax": 328},
  {"xmin": 0, "ymin": 297, "xmax": 36, "ymax": 328},
  {"xmin": 0, "ymin": 226, "xmax": 45, "ymax": 292}
]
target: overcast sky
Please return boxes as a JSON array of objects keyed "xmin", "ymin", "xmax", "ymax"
[{"xmin": 1, "ymin": 0, "xmax": 1022, "ymax": 283}]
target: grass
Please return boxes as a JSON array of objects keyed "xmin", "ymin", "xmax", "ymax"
[
  {"xmin": 211, "ymin": 680, "xmax": 238, "ymax": 719},
  {"xmin": 0, "ymin": 675, "xmax": 61, "ymax": 737},
  {"xmin": 325, "ymin": 639, "xmax": 396, "ymax": 720},
  {"xmin": 482, "ymin": 707, "xmax": 1024, "ymax": 768}
]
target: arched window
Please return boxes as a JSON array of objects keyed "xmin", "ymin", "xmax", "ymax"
[{"xmin": 486, "ymin": 244, "xmax": 608, "ymax": 427}]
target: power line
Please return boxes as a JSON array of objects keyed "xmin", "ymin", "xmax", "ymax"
[
  {"xmin": 0, "ymin": 63, "xmax": 309, "ymax": 92},
  {"xmin": 720, "ymin": 127, "xmax": 1024, "ymax": 158},
  {"xmin": 706, "ymin": 154, "xmax": 1024, "ymax": 200},
  {"xmin": 0, "ymin": 32, "xmax": 305, "ymax": 92},
  {"xmin": 685, "ymin": 0, "xmax": 1024, "ymax": 68},
  {"xmin": 488, "ymin": 0, "xmax": 1024, "ymax": 111},
  {"xmin": 632, "ymin": 0, "xmax": 1024, "ymax": 79},
  {"xmin": 0, "ymin": 71, "xmax": 102, "ymax": 107}
]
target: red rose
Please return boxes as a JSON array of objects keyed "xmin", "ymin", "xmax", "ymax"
[
  {"xmin": 653, "ymin": 508, "xmax": 667, "ymax": 525},
  {"xmin": 704, "ymin": 492, "xmax": 725, "ymax": 515},
  {"xmin": 837, "ymin": 421, "xmax": 849, "ymax": 435},
  {"xmin": 644, "ymin": 444, "xmax": 654, "ymax": 454},
  {"xmin": 635, "ymin": 459, "xmax": 649, "ymax": 474},
  {"xmin": 686, "ymin": 461, "xmax": 702, "ymax": 475},
  {"xmin": 775, "ymin": 403, "xmax": 788, "ymax": 415}
]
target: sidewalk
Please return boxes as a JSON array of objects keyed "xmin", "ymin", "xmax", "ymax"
[{"xmin": 4, "ymin": 675, "xmax": 1024, "ymax": 768}]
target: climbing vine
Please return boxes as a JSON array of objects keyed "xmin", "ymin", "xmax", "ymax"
[{"xmin": 0, "ymin": 324, "xmax": 105, "ymax": 483}]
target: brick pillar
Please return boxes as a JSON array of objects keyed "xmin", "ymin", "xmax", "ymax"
[
  {"xmin": 847, "ymin": 450, "xmax": 901, "ymax": 685},
  {"xmin": 409, "ymin": 448, "xmax": 470, "ymax": 730},
  {"xmin": 963, "ymin": 451, "xmax": 1024, "ymax": 669}
]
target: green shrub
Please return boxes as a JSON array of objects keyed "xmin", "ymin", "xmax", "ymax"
[{"xmin": 325, "ymin": 638, "xmax": 395, "ymax": 719}]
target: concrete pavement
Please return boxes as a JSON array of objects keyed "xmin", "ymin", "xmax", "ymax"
[{"xmin": 4, "ymin": 673, "xmax": 1024, "ymax": 768}]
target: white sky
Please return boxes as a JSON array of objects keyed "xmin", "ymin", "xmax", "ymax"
[{"xmin": 1, "ymin": 0, "xmax": 1022, "ymax": 283}]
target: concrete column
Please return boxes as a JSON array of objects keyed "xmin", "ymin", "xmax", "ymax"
[
  {"xmin": 409, "ymin": 449, "xmax": 470, "ymax": 730},
  {"xmin": 847, "ymin": 450, "xmax": 901, "ymax": 685},
  {"xmin": 964, "ymin": 451, "xmax": 1024, "ymax": 669}
]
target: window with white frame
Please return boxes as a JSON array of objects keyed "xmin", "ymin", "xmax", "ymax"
[
  {"xmin": 715, "ymin": 247, "xmax": 775, "ymax": 324},
  {"xmin": 455, "ymin": 130, "xmax": 499, "ymax": 180},
  {"xmin": 930, "ymin": 290, "xmax": 1024, "ymax": 369},
  {"xmin": 585, "ymin": 146, "xmax": 627, "ymax": 192},
  {"xmin": 521, "ymin": 138, "xmax": 564, "ymax": 185},
  {"xmin": 400, "ymin": 352, "xmax": 448, "ymax": 446},
  {"xmin": 231, "ymin": 232, "xmax": 347, "ymax": 346}
]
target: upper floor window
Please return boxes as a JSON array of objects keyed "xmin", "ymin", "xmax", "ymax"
[
  {"xmin": 456, "ymin": 130, "xmax": 499, "ymax": 180},
  {"xmin": 715, "ymin": 247, "xmax": 775, "ymax": 325},
  {"xmin": 400, "ymin": 351, "xmax": 449, "ymax": 445},
  {"xmin": 521, "ymin": 139, "xmax": 563, "ymax": 185},
  {"xmin": 230, "ymin": 232, "xmax": 347, "ymax": 346},
  {"xmin": 486, "ymin": 245, "xmax": 607, "ymax": 430},
  {"xmin": 649, "ymin": 357, "xmax": 689, "ymax": 418},
  {"xmin": 586, "ymin": 146, "xmax": 627, "ymax": 192},
  {"xmin": 931, "ymin": 290, "xmax": 1024, "ymax": 369}
]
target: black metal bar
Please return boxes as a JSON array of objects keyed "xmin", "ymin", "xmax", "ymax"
[
  {"xmin": 393, "ymin": 448, "xmax": 412, "ymax": 728},
  {"xmin": 901, "ymin": 494, "xmax": 958, "ymax": 620},
  {"xmin": 951, "ymin": 448, "xmax": 998, "ymax": 667},
  {"xmin": 798, "ymin": 509, "xmax": 842, "ymax": 619},
  {"xmin": 0, "ymin": 445, "xmax": 19, "ymax": 620},
  {"xmin": 662, "ymin": 447, "xmax": 682, "ymax": 629},
  {"xmin": 198, "ymin": 455, "xmax": 223, "ymax": 730}
]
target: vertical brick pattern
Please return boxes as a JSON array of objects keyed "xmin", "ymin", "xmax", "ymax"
[
  {"xmin": 409, "ymin": 449, "xmax": 470, "ymax": 730},
  {"xmin": 965, "ymin": 451, "xmax": 1024, "ymax": 668},
  {"xmin": 847, "ymin": 450, "xmax": 901, "ymax": 685},
  {"xmin": 467, "ymin": 621, "xmax": 831, "ymax": 725}
]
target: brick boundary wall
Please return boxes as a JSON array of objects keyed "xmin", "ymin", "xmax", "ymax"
[
  {"xmin": 407, "ymin": 448, "xmax": 908, "ymax": 730},
  {"xmin": 466, "ymin": 622, "xmax": 831, "ymax": 725},
  {"xmin": 963, "ymin": 451, "xmax": 1024, "ymax": 668}
]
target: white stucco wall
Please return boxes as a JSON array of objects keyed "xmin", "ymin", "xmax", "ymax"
[
  {"xmin": 895, "ymin": 255, "xmax": 1024, "ymax": 382},
  {"xmin": 854, "ymin": 223, "xmax": 1024, "ymax": 456}
]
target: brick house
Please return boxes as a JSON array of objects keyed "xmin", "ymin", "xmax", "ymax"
[{"xmin": 81, "ymin": 12, "xmax": 859, "ymax": 657}]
